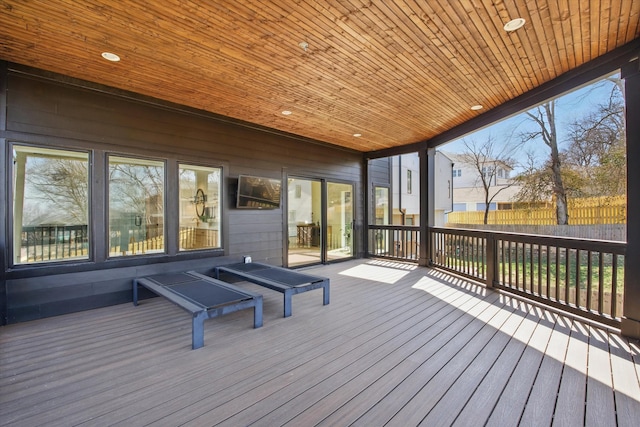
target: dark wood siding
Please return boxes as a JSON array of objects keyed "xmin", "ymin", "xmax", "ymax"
[
  {"xmin": 368, "ymin": 157, "xmax": 392, "ymax": 187},
  {"xmin": 0, "ymin": 67, "xmax": 363, "ymax": 324}
]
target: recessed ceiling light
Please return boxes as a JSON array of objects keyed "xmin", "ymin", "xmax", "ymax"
[
  {"xmin": 471, "ymin": 105, "xmax": 483, "ymax": 111},
  {"xmin": 281, "ymin": 110, "xmax": 292, "ymax": 115},
  {"xmin": 101, "ymin": 52, "xmax": 120, "ymax": 62},
  {"xmin": 504, "ymin": 18, "xmax": 526, "ymax": 32},
  {"xmin": 353, "ymin": 133, "xmax": 362, "ymax": 137}
]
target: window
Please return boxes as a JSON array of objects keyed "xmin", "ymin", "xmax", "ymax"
[
  {"xmin": 108, "ymin": 156, "xmax": 165, "ymax": 257},
  {"xmin": 12, "ymin": 145, "xmax": 90, "ymax": 264},
  {"xmin": 178, "ymin": 164, "xmax": 222, "ymax": 250},
  {"xmin": 374, "ymin": 186, "xmax": 389, "ymax": 224},
  {"xmin": 453, "ymin": 169, "xmax": 462, "ymax": 177},
  {"xmin": 407, "ymin": 169, "xmax": 412, "ymax": 194},
  {"xmin": 477, "ymin": 202, "xmax": 497, "ymax": 211}
]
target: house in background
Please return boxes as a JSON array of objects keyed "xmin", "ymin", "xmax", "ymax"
[
  {"xmin": 379, "ymin": 151, "xmax": 453, "ymax": 227},
  {"xmin": 386, "ymin": 150, "xmax": 514, "ymax": 226},
  {"xmin": 443, "ymin": 152, "xmax": 520, "ymax": 213},
  {"xmin": 391, "ymin": 154, "xmax": 420, "ymax": 226}
]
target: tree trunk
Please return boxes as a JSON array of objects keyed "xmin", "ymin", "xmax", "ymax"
[
  {"xmin": 483, "ymin": 192, "xmax": 490, "ymax": 225},
  {"xmin": 545, "ymin": 102, "xmax": 569, "ymax": 225},
  {"xmin": 551, "ymin": 158, "xmax": 569, "ymax": 224}
]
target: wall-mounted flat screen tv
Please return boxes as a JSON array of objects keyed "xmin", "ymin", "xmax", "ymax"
[{"xmin": 236, "ymin": 175, "xmax": 282, "ymax": 209}]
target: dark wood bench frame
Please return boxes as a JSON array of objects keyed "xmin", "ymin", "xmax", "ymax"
[
  {"xmin": 214, "ymin": 262, "xmax": 329, "ymax": 317},
  {"xmin": 133, "ymin": 271, "xmax": 263, "ymax": 349}
]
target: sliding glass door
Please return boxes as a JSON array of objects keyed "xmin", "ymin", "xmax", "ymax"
[
  {"xmin": 326, "ymin": 181, "xmax": 353, "ymax": 262},
  {"xmin": 287, "ymin": 177, "xmax": 354, "ymax": 267},
  {"xmin": 287, "ymin": 177, "xmax": 322, "ymax": 267}
]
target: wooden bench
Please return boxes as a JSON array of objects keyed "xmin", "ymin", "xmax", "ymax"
[
  {"xmin": 133, "ymin": 271, "xmax": 263, "ymax": 349},
  {"xmin": 214, "ymin": 262, "xmax": 329, "ymax": 317}
]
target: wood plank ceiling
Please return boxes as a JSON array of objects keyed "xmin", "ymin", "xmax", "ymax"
[{"xmin": 1, "ymin": 1, "xmax": 639, "ymax": 152}]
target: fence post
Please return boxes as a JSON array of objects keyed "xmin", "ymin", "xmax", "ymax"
[{"xmin": 485, "ymin": 232, "xmax": 496, "ymax": 288}]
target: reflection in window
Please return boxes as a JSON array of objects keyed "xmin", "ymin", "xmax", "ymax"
[
  {"xmin": 13, "ymin": 145, "xmax": 89, "ymax": 264},
  {"xmin": 179, "ymin": 164, "xmax": 221, "ymax": 250},
  {"xmin": 374, "ymin": 186, "xmax": 389, "ymax": 224},
  {"xmin": 109, "ymin": 156, "xmax": 164, "ymax": 257}
]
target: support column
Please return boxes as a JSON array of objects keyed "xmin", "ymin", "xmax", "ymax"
[
  {"xmin": 418, "ymin": 148, "xmax": 432, "ymax": 267},
  {"xmin": 622, "ymin": 57, "xmax": 640, "ymax": 338},
  {"xmin": 1, "ymin": 61, "xmax": 8, "ymax": 325}
]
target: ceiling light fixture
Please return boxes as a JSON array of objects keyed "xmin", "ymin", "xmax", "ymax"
[
  {"xmin": 299, "ymin": 41, "xmax": 309, "ymax": 52},
  {"xmin": 470, "ymin": 105, "xmax": 483, "ymax": 111},
  {"xmin": 281, "ymin": 110, "xmax": 292, "ymax": 115},
  {"xmin": 101, "ymin": 52, "xmax": 120, "ymax": 62},
  {"xmin": 503, "ymin": 18, "xmax": 526, "ymax": 32},
  {"xmin": 353, "ymin": 133, "xmax": 362, "ymax": 137}
]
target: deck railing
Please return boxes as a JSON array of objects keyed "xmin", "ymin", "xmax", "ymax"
[
  {"xmin": 366, "ymin": 224, "xmax": 626, "ymax": 326},
  {"xmin": 368, "ymin": 225, "xmax": 420, "ymax": 261},
  {"xmin": 19, "ymin": 225, "xmax": 220, "ymax": 261},
  {"xmin": 429, "ymin": 227, "xmax": 626, "ymax": 326},
  {"xmin": 19, "ymin": 225, "xmax": 89, "ymax": 262}
]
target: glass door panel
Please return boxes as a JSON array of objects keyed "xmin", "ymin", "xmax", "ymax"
[
  {"xmin": 287, "ymin": 178, "xmax": 322, "ymax": 267},
  {"xmin": 326, "ymin": 182, "xmax": 354, "ymax": 262},
  {"xmin": 371, "ymin": 186, "xmax": 390, "ymax": 256}
]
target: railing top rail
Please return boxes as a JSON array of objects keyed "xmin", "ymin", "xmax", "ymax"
[
  {"xmin": 22, "ymin": 224, "xmax": 88, "ymax": 230},
  {"xmin": 429, "ymin": 226, "xmax": 626, "ymax": 254},
  {"xmin": 368, "ymin": 224, "xmax": 420, "ymax": 231}
]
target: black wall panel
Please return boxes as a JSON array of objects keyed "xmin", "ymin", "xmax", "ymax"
[{"xmin": 0, "ymin": 66, "xmax": 364, "ymax": 324}]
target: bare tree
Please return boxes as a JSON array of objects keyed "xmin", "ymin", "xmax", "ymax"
[
  {"xmin": 25, "ymin": 158, "xmax": 88, "ymax": 224},
  {"xmin": 515, "ymin": 151, "xmax": 584, "ymax": 205},
  {"xmin": 564, "ymin": 79, "xmax": 626, "ymax": 198},
  {"xmin": 459, "ymin": 136, "xmax": 518, "ymax": 224},
  {"xmin": 109, "ymin": 164, "xmax": 164, "ymax": 217},
  {"xmin": 522, "ymin": 100, "xmax": 569, "ymax": 225}
]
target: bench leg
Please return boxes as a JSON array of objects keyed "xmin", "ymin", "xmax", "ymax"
[
  {"xmin": 323, "ymin": 281, "xmax": 330, "ymax": 306},
  {"xmin": 254, "ymin": 296, "xmax": 263, "ymax": 328},
  {"xmin": 192, "ymin": 311, "xmax": 207, "ymax": 350},
  {"xmin": 133, "ymin": 279, "xmax": 139, "ymax": 306},
  {"xmin": 283, "ymin": 291, "xmax": 293, "ymax": 317}
]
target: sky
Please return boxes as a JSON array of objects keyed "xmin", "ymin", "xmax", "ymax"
[{"xmin": 441, "ymin": 72, "xmax": 622, "ymax": 174}]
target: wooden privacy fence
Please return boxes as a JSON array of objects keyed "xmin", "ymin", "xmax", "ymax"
[{"xmin": 447, "ymin": 196, "xmax": 626, "ymax": 225}]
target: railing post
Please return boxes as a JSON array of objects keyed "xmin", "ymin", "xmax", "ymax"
[{"xmin": 485, "ymin": 232, "xmax": 496, "ymax": 289}]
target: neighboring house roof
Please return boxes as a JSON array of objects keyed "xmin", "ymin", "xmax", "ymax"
[{"xmin": 440, "ymin": 151, "xmax": 514, "ymax": 171}]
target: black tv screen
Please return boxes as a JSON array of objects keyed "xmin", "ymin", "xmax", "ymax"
[{"xmin": 236, "ymin": 175, "xmax": 282, "ymax": 209}]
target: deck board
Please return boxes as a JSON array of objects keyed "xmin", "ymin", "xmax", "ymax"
[
  {"xmin": 484, "ymin": 309, "xmax": 557, "ymax": 426},
  {"xmin": 450, "ymin": 305, "xmax": 544, "ymax": 427},
  {"xmin": 553, "ymin": 321, "xmax": 590, "ymax": 427},
  {"xmin": 585, "ymin": 326, "xmax": 617, "ymax": 427},
  {"xmin": 1, "ymin": 259, "xmax": 639, "ymax": 426}
]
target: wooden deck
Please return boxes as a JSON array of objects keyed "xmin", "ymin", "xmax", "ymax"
[{"xmin": 1, "ymin": 259, "xmax": 639, "ymax": 426}]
